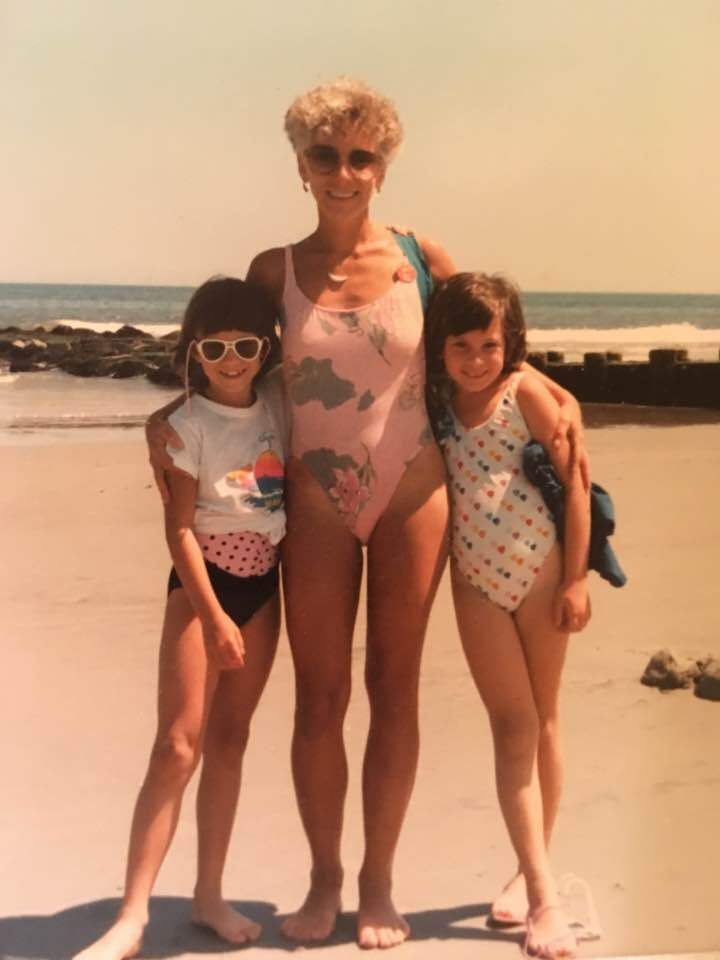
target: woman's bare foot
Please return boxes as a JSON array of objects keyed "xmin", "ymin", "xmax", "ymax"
[
  {"xmin": 357, "ymin": 879, "xmax": 410, "ymax": 950},
  {"xmin": 489, "ymin": 872, "xmax": 528, "ymax": 927},
  {"xmin": 524, "ymin": 904, "xmax": 576, "ymax": 959},
  {"xmin": 280, "ymin": 877, "xmax": 342, "ymax": 942},
  {"xmin": 191, "ymin": 899, "xmax": 261, "ymax": 944},
  {"xmin": 72, "ymin": 915, "xmax": 144, "ymax": 960}
]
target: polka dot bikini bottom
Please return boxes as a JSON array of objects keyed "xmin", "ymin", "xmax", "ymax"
[{"xmin": 196, "ymin": 531, "xmax": 278, "ymax": 577}]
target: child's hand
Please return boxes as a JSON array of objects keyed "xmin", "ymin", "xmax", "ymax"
[
  {"xmin": 202, "ymin": 612, "xmax": 246, "ymax": 670},
  {"xmin": 553, "ymin": 579, "xmax": 591, "ymax": 633}
]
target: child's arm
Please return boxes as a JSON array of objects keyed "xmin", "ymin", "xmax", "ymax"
[
  {"xmin": 164, "ymin": 471, "xmax": 245, "ymax": 669},
  {"xmin": 517, "ymin": 376, "xmax": 592, "ymax": 633}
]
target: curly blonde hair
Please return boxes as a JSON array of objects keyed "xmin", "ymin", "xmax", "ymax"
[{"xmin": 284, "ymin": 76, "xmax": 403, "ymax": 162}]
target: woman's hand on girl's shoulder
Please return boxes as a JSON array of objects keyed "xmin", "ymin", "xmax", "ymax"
[
  {"xmin": 553, "ymin": 578, "xmax": 592, "ymax": 633},
  {"xmin": 201, "ymin": 610, "xmax": 246, "ymax": 670},
  {"xmin": 246, "ymin": 247, "xmax": 285, "ymax": 306}
]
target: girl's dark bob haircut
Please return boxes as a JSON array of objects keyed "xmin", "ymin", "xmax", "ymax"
[
  {"xmin": 425, "ymin": 271, "xmax": 527, "ymax": 411},
  {"xmin": 174, "ymin": 276, "xmax": 281, "ymax": 391}
]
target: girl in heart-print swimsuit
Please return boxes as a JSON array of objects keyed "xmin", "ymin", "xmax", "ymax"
[{"xmin": 425, "ymin": 271, "xmax": 593, "ymax": 958}]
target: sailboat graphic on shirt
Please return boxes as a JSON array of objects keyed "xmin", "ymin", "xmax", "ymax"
[{"xmin": 225, "ymin": 432, "xmax": 284, "ymax": 513}]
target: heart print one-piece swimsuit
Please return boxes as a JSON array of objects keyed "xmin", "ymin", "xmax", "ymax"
[
  {"xmin": 440, "ymin": 371, "xmax": 557, "ymax": 612},
  {"xmin": 281, "ymin": 243, "xmax": 433, "ymax": 544}
]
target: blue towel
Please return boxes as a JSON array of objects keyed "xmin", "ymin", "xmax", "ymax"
[{"xmin": 522, "ymin": 441, "xmax": 627, "ymax": 588}]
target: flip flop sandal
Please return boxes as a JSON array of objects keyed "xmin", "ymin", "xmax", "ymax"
[{"xmin": 558, "ymin": 873, "xmax": 602, "ymax": 942}]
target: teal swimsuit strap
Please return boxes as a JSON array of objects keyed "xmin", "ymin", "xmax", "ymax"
[{"xmin": 391, "ymin": 231, "xmax": 434, "ymax": 315}]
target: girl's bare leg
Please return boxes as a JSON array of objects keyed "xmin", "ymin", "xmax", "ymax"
[
  {"xmin": 514, "ymin": 548, "xmax": 574, "ymax": 956},
  {"xmin": 490, "ymin": 548, "xmax": 569, "ymax": 929},
  {"xmin": 73, "ymin": 591, "xmax": 217, "ymax": 960},
  {"xmin": 453, "ymin": 574, "xmax": 551, "ymax": 902},
  {"xmin": 192, "ymin": 592, "xmax": 280, "ymax": 944},
  {"xmin": 280, "ymin": 459, "xmax": 363, "ymax": 942},
  {"xmin": 358, "ymin": 444, "xmax": 449, "ymax": 949}
]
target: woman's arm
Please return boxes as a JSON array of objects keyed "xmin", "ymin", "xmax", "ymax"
[
  {"xmin": 417, "ymin": 235, "xmax": 457, "ymax": 283},
  {"xmin": 246, "ymin": 247, "xmax": 285, "ymax": 306},
  {"xmin": 164, "ymin": 471, "xmax": 245, "ymax": 669},
  {"xmin": 517, "ymin": 376, "xmax": 591, "ymax": 633},
  {"xmin": 520, "ymin": 362, "xmax": 589, "ymax": 489},
  {"xmin": 146, "ymin": 395, "xmax": 187, "ymax": 501}
]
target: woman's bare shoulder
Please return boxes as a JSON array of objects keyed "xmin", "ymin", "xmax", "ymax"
[
  {"xmin": 246, "ymin": 247, "xmax": 285, "ymax": 304},
  {"xmin": 416, "ymin": 234, "xmax": 457, "ymax": 281}
]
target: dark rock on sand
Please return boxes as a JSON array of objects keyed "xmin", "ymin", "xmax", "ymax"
[
  {"xmin": 9, "ymin": 356, "xmax": 36, "ymax": 373},
  {"xmin": 110, "ymin": 359, "xmax": 153, "ymax": 378},
  {"xmin": 59, "ymin": 358, "xmax": 111, "ymax": 377},
  {"xmin": 641, "ymin": 649, "xmax": 693, "ymax": 690},
  {"xmin": 51, "ymin": 323, "xmax": 85, "ymax": 336},
  {"xmin": 8, "ymin": 338, "xmax": 49, "ymax": 362},
  {"xmin": 694, "ymin": 658, "xmax": 720, "ymax": 702},
  {"xmin": 146, "ymin": 362, "xmax": 182, "ymax": 387},
  {"xmin": 111, "ymin": 324, "xmax": 153, "ymax": 340}
]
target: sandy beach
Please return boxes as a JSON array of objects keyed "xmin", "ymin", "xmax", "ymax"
[{"xmin": 2, "ymin": 412, "xmax": 719, "ymax": 959}]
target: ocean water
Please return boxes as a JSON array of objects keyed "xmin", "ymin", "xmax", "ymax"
[{"xmin": 1, "ymin": 282, "xmax": 719, "ymax": 441}]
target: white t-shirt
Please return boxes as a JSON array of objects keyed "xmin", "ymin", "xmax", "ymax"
[{"xmin": 168, "ymin": 375, "xmax": 286, "ymax": 544}]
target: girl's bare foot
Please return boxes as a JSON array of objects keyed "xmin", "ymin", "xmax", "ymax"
[
  {"xmin": 489, "ymin": 872, "xmax": 528, "ymax": 927},
  {"xmin": 357, "ymin": 879, "xmax": 410, "ymax": 950},
  {"xmin": 191, "ymin": 899, "xmax": 261, "ymax": 944},
  {"xmin": 280, "ymin": 878, "xmax": 342, "ymax": 942},
  {"xmin": 71, "ymin": 915, "xmax": 144, "ymax": 960},
  {"xmin": 524, "ymin": 904, "xmax": 576, "ymax": 959}
]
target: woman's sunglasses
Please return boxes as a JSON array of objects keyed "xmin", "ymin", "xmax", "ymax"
[
  {"xmin": 304, "ymin": 144, "xmax": 378, "ymax": 176},
  {"xmin": 195, "ymin": 336, "xmax": 267, "ymax": 363}
]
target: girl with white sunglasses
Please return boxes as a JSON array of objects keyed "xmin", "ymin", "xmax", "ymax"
[{"xmin": 74, "ymin": 277, "xmax": 286, "ymax": 959}]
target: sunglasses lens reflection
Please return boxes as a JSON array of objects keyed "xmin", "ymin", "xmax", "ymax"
[
  {"xmin": 199, "ymin": 340, "xmax": 226, "ymax": 361},
  {"xmin": 307, "ymin": 145, "xmax": 338, "ymax": 172},
  {"xmin": 349, "ymin": 150, "xmax": 375, "ymax": 169},
  {"xmin": 234, "ymin": 338, "xmax": 262, "ymax": 359},
  {"xmin": 306, "ymin": 146, "xmax": 377, "ymax": 174}
]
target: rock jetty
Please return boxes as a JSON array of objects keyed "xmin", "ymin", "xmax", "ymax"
[
  {"xmin": 0, "ymin": 324, "xmax": 182, "ymax": 387},
  {"xmin": 1, "ymin": 328, "xmax": 719, "ymax": 408}
]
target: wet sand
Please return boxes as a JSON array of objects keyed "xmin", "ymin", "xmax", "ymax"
[{"xmin": 2, "ymin": 415, "xmax": 719, "ymax": 959}]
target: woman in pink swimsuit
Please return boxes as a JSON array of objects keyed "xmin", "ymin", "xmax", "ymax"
[{"xmin": 149, "ymin": 77, "xmax": 585, "ymax": 950}]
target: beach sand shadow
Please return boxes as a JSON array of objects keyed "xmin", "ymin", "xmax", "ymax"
[{"xmin": 0, "ymin": 898, "xmax": 522, "ymax": 958}]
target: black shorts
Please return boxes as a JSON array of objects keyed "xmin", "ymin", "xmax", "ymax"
[{"xmin": 167, "ymin": 559, "xmax": 279, "ymax": 628}]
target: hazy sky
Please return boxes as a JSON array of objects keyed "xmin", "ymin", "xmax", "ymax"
[{"xmin": 2, "ymin": 0, "xmax": 718, "ymax": 292}]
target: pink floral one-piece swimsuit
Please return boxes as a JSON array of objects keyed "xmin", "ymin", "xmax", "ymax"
[{"xmin": 281, "ymin": 244, "xmax": 432, "ymax": 544}]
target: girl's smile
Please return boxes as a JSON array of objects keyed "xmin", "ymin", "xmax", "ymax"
[
  {"xmin": 442, "ymin": 316, "xmax": 506, "ymax": 396},
  {"xmin": 195, "ymin": 329, "xmax": 265, "ymax": 408}
]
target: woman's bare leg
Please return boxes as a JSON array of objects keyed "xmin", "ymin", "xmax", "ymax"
[
  {"xmin": 73, "ymin": 590, "xmax": 217, "ymax": 960},
  {"xmin": 357, "ymin": 444, "xmax": 449, "ymax": 949},
  {"xmin": 192, "ymin": 592, "xmax": 280, "ymax": 944},
  {"xmin": 280, "ymin": 459, "xmax": 363, "ymax": 941}
]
